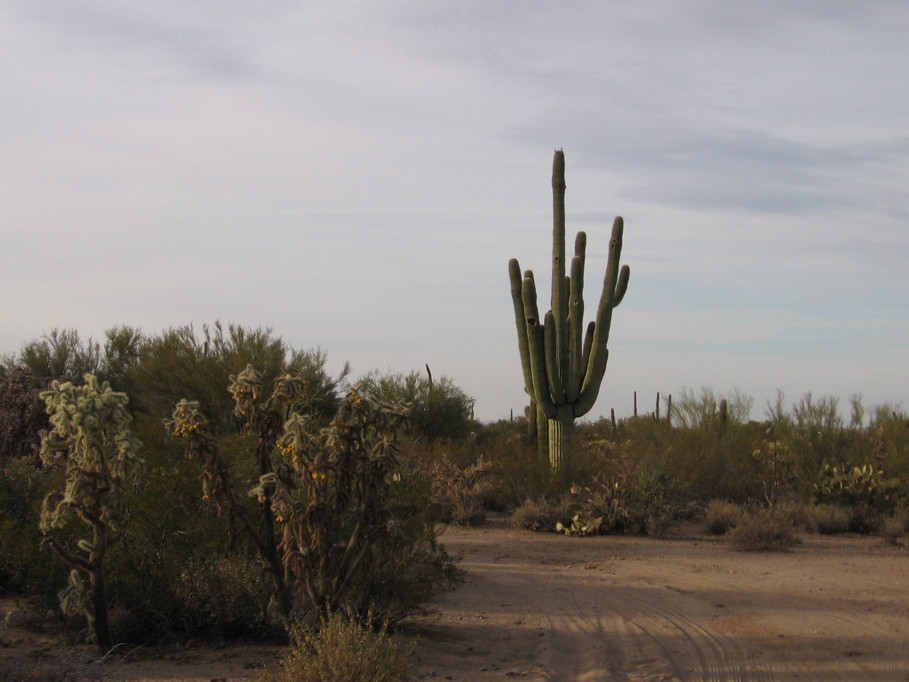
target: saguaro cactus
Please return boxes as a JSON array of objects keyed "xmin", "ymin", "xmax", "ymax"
[{"xmin": 509, "ymin": 150, "xmax": 630, "ymax": 474}]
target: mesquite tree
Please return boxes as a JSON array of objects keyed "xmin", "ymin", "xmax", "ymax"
[
  {"xmin": 509, "ymin": 150, "xmax": 631, "ymax": 475},
  {"xmin": 39, "ymin": 374, "xmax": 143, "ymax": 653}
]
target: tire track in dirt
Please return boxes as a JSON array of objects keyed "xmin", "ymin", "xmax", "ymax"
[
  {"xmin": 510, "ymin": 565, "xmax": 771, "ymax": 681},
  {"xmin": 412, "ymin": 521, "xmax": 909, "ymax": 681},
  {"xmin": 418, "ymin": 523, "xmax": 772, "ymax": 681}
]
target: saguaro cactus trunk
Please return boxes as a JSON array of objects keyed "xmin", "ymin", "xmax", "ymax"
[{"xmin": 509, "ymin": 150, "xmax": 630, "ymax": 476}]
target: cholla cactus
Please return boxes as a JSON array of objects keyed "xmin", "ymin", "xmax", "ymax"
[
  {"xmin": 39, "ymin": 374, "xmax": 142, "ymax": 653},
  {"xmin": 265, "ymin": 390, "xmax": 411, "ymax": 620},
  {"xmin": 165, "ymin": 368, "xmax": 302, "ymax": 619}
]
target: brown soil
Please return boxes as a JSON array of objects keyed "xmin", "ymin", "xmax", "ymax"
[{"xmin": 3, "ymin": 515, "xmax": 908, "ymax": 681}]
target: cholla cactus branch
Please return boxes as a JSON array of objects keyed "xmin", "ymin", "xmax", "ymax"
[{"xmin": 39, "ymin": 374, "xmax": 142, "ymax": 653}]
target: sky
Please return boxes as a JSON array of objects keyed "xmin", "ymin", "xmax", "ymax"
[{"xmin": 2, "ymin": 1, "xmax": 907, "ymax": 423}]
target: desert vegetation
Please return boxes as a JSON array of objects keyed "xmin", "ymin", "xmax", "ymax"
[
  {"xmin": 1, "ymin": 158, "xmax": 906, "ymax": 677},
  {"xmin": 1, "ymin": 323, "xmax": 908, "ymax": 676}
]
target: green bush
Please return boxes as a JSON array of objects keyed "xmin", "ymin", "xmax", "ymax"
[
  {"xmin": 101, "ymin": 432, "xmax": 264, "ymax": 640},
  {"xmin": 0, "ymin": 458, "xmax": 68, "ymax": 601},
  {"xmin": 354, "ymin": 369, "xmax": 476, "ymax": 441},
  {"xmin": 10, "ymin": 328, "xmax": 104, "ymax": 385},
  {"xmin": 633, "ymin": 464, "xmax": 690, "ymax": 537},
  {"xmin": 130, "ymin": 322, "xmax": 345, "ymax": 431}
]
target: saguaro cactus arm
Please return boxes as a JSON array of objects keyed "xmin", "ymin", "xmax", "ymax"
[
  {"xmin": 508, "ymin": 258, "xmax": 534, "ymax": 398},
  {"xmin": 520, "ymin": 272, "xmax": 558, "ymax": 418},
  {"xmin": 574, "ymin": 217, "xmax": 630, "ymax": 416}
]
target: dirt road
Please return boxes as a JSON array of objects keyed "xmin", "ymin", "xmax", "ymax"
[
  {"xmin": 410, "ymin": 516, "xmax": 909, "ymax": 681},
  {"xmin": 3, "ymin": 516, "xmax": 908, "ymax": 680}
]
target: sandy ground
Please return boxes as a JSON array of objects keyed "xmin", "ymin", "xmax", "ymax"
[{"xmin": 2, "ymin": 515, "xmax": 908, "ymax": 681}]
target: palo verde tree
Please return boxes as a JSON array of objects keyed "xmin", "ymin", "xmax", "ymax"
[
  {"xmin": 39, "ymin": 374, "xmax": 143, "ymax": 653},
  {"xmin": 509, "ymin": 150, "xmax": 631, "ymax": 476}
]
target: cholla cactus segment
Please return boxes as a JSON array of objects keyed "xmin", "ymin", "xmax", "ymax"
[
  {"xmin": 39, "ymin": 374, "xmax": 142, "ymax": 529},
  {"xmin": 229, "ymin": 364, "xmax": 264, "ymax": 425},
  {"xmin": 164, "ymin": 399, "xmax": 210, "ymax": 440}
]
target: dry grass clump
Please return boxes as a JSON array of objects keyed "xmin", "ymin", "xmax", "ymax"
[
  {"xmin": 880, "ymin": 507, "xmax": 909, "ymax": 545},
  {"xmin": 728, "ymin": 508, "xmax": 798, "ymax": 551},
  {"xmin": 512, "ymin": 496, "xmax": 574, "ymax": 532},
  {"xmin": 704, "ymin": 500, "xmax": 744, "ymax": 535},
  {"xmin": 263, "ymin": 612, "xmax": 414, "ymax": 682},
  {"xmin": 807, "ymin": 504, "xmax": 854, "ymax": 534},
  {"xmin": 425, "ymin": 456, "xmax": 494, "ymax": 526}
]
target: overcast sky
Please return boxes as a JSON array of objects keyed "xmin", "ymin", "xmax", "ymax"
[{"xmin": 2, "ymin": 1, "xmax": 907, "ymax": 422}]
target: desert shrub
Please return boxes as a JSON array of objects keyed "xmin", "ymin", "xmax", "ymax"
[
  {"xmin": 100, "ymin": 434, "xmax": 258, "ymax": 641},
  {"xmin": 751, "ymin": 440, "xmax": 797, "ymax": 508},
  {"xmin": 354, "ymin": 369, "xmax": 476, "ymax": 441},
  {"xmin": 879, "ymin": 507, "xmax": 909, "ymax": 544},
  {"xmin": 265, "ymin": 612, "xmax": 414, "ymax": 682},
  {"xmin": 728, "ymin": 508, "xmax": 798, "ymax": 551},
  {"xmin": 512, "ymin": 496, "xmax": 574, "ymax": 532},
  {"xmin": 132, "ymin": 322, "xmax": 345, "ymax": 431},
  {"xmin": 671, "ymin": 387, "xmax": 753, "ymax": 430},
  {"xmin": 423, "ymin": 455, "xmax": 493, "ymax": 526},
  {"xmin": 0, "ymin": 458, "xmax": 68, "ymax": 600},
  {"xmin": 633, "ymin": 464, "xmax": 690, "ymax": 537},
  {"xmin": 704, "ymin": 500, "xmax": 744, "ymax": 535},
  {"xmin": 483, "ymin": 433, "xmax": 571, "ymax": 506},
  {"xmin": 171, "ymin": 557, "xmax": 273, "ymax": 639},
  {"xmin": 766, "ymin": 392, "xmax": 869, "ymax": 485},
  {"xmin": 869, "ymin": 405, "xmax": 909, "ymax": 481},
  {"xmin": 0, "ymin": 369, "xmax": 49, "ymax": 461},
  {"xmin": 771, "ymin": 497, "xmax": 810, "ymax": 527},
  {"xmin": 614, "ymin": 407, "xmax": 764, "ymax": 503},
  {"xmin": 813, "ymin": 462, "xmax": 904, "ymax": 516},
  {"xmin": 806, "ymin": 504, "xmax": 853, "ymax": 534},
  {"xmin": 13, "ymin": 329, "xmax": 103, "ymax": 386}
]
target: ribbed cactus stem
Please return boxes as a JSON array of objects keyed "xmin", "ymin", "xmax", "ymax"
[
  {"xmin": 508, "ymin": 150, "xmax": 631, "ymax": 475},
  {"xmin": 548, "ymin": 418, "xmax": 567, "ymax": 473}
]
